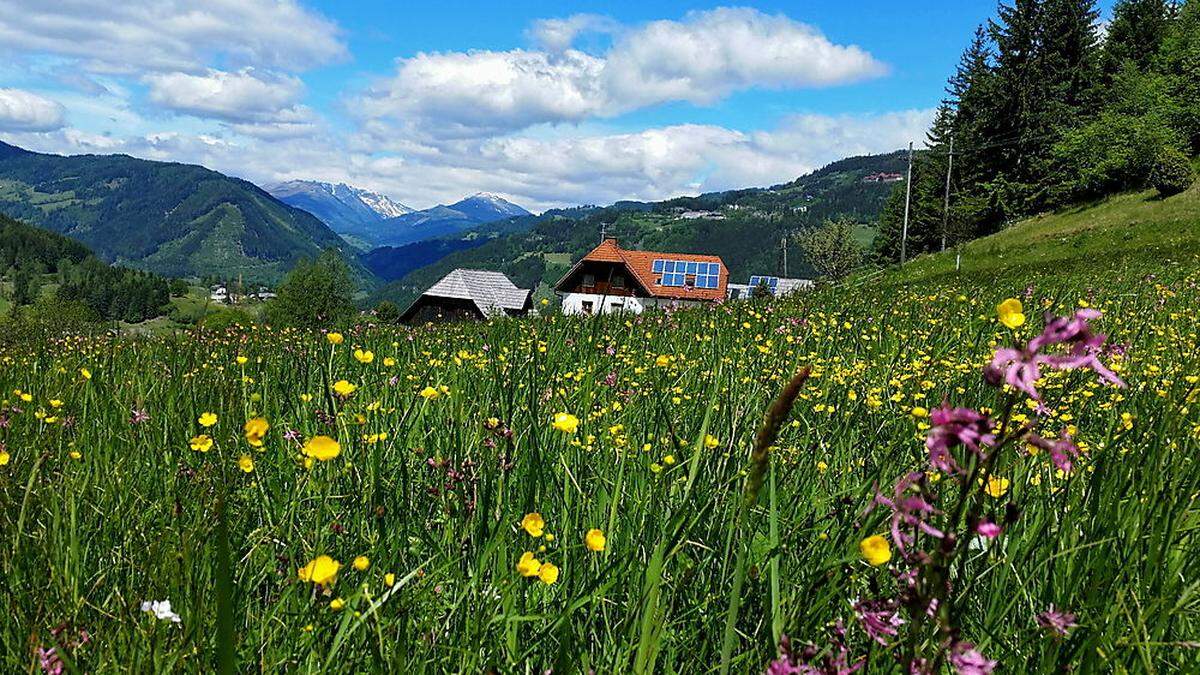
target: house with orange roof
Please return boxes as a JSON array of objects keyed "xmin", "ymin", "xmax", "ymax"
[{"xmin": 554, "ymin": 239, "xmax": 727, "ymax": 315}]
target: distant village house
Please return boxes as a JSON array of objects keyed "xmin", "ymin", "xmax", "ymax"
[
  {"xmin": 727, "ymin": 275, "xmax": 814, "ymax": 300},
  {"xmin": 400, "ymin": 269, "xmax": 532, "ymax": 324},
  {"xmin": 555, "ymin": 239, "xmax": 727, "ymax": 315},
  {"xmin": 863, "ymin": 172, "xmax": 904, "ymax": 183}
]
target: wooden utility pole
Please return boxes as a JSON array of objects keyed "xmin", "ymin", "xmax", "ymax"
[
  {"xmin": 940, "ymin": 135, "xmax": 954, "ymax": 252},
  {"xmin": 900, "ymin": 141, "xmax": 913, "ymax": 264},
  {"xmin": 781, "ymin": 235, "xmax": 788, "ymax": 277}
]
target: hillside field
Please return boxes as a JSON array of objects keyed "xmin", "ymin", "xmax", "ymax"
[{"xmin": 0, "ymin": 189, "xmax": 1198, "ymax": 672}]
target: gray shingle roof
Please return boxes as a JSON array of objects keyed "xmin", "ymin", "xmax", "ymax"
[{"xmin": 419, "ymin": 269, "xmax": 530, "ymax": 317}]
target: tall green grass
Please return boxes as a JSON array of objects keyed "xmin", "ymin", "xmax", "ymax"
[{"xmin": 0, "ymin": 249, "xmax": 1198, "ymax": 672}]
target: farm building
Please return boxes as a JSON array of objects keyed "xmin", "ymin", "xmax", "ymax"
[
  {"xmin": 554, "ymin": 239, "xmax": 727, "ymax": 315},
  {"xmin": 727, "ymin": 275, "xmax": 814, "ymax": 300},
  {"xmin": 400, "ymin": 269, "xmax": 532, "ymax": 324}
]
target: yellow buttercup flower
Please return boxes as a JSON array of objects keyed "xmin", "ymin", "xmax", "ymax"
[
  {"xmin": 985, "ymin": 475, "xmax": 1010, "ymax": 498},
  {"xmin": 238, "ymin": 454, "xmax": 254, "ymax": 473},
  {"xmin": 302, "ymin": 435, "xmax": 341, "ymax": 462},
  {"xmin": 704, "ymin": 434, "xmax": 720, "ymax": 449},
  {"xmin": 585, "ymin": 528, "xmax": 606, "ymax": 552},
  {"xmin": 516, "ymin": 551, "xmax": 541, "ymax": 577},
  {"xmin": 859, "ymin": 535, "xmax": 891, "ymax": 566},
  {"xmin": 552, "ymin": 412, "xmax": 579, "ymax": 434},
  {"xmin": 996, "ymin": 298, "xmax": 1025, "ymax": 329},
  {"xmin": 327, "ymin": 332, "xmax": 344, "ymax": 345},
  {"xmin": 236, "ymin": 356, "xmax": 248, "ymax": 365},
  {"xmin": 198, "ymin": 412, "xmax": 218, "ymax": 427},
  {"xmin": 329, "ymin": 598, "xmax": 345, "ymax": 611},
  {"xmin": 0, "ymin": 448, "xmax": 10, "ymax": 466},
  {"xmin": 332, "ymin": 380, "xmax": 357, "ymax": 397},
  {"xmin": 384, "ymin": 572, "xmax": 396, "ymax": 586},
  {"xmin": 419, "ymin": 386, "xmax": 440, "ymax": 400},
  {"xmin": 244, "ymin": 417, "xmax": 269, "ymax": 447},
  {"xmin": 353, "ymin": 349, "xmax": 374, "ymax": 364},
  {"xmin": 298, "ymin": 555, "xmax": 341, "ymax": 586},
  {"xmin": 79, "ymin": 368, "xmax": 91, "ymax": 380},
  {"xmin": 521, "ymin": 512, "xmax": 545, "ymax": 537},
  {"xmin": 538, "ymin": 562, "xmax": 559, "ymax": 585},
  {"xmin": 189, "ymin": 434, "xmax": 213, "ymax": 452},
  {"xmin": 353, "ymin": 556, "xmax": 370, "ymax": 571}
]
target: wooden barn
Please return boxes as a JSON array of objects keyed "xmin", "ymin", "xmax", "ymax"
[{"xmin": 400, "ymin": 269, "xmax": 532, "ymax": 324}]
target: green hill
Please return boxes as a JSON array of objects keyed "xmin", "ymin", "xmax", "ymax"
[
  {"xmin": 893, "ymin": 178, "xmax": 1200, "ymax": 284},
  {"xmin": 368, "ymin": 151, "xmax": 907, "ymax": 308},
  {"xmin": 0, "ymin": 141, "xmax": 369, "ymax": 285}
]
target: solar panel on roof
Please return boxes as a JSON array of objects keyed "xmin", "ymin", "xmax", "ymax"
[{"xmin": 653, "ymin": 259, "xmax": 664, "ymax": 273}]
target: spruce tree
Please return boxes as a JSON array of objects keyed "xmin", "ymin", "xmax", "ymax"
[{"xmin": 1103, "ymin": 0, "xmax": 1172, "ymax": 75}]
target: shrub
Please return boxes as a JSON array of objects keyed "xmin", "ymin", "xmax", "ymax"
[
  {"xmin": 374, "ymin": 300, "xmax": 401, "ymax": 324},
  {"xmin": 1150, "ymin": 147, "xmax": 1195, "ymax": 197},
  {"xmin": 263, "ymin": 249, "xmax": 356, "ymax": 328},
  {"xmin": 797, "ymin": 219, "xmax": 863, "ymax": 282}
]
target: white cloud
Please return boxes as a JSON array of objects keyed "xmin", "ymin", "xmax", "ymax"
[
  {"xmin": 0, "ymin": 0, "xmax": 346, "ymax": 74},
  {"xmin": 527, "ymin": 14, "xmax": 620, "ymax": 51},
  {"xmin": 358, "ymin": 7, "xmax": 886, "ymax": 139},
  {"xmin": 145, "ymin": 68, "xmax": 306, "ymax": 123},
  {"xmin": 606, "ymin": 7, "xmax": 886, "ymax": 107},
  {"xmin": 359, "ymin": 49, "xmax": 608, "ymax": 138},
  {"xmin": 0, "ymin": 88, "xmax": 65, "ymax": 131},
  {"xmin": 2, "ymin": 108, "xmax": 932, "ymax": 213}
]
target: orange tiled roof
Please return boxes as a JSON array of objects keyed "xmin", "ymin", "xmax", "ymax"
[{"xmin": 558, "ymin": 239, "xmax": 728, "ymax": 301}]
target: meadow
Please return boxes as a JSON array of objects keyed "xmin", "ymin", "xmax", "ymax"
[{"xmin": 2, "ymin": 208, "xmax": 1199, "ymax": 672}]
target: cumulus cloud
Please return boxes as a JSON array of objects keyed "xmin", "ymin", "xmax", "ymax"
[
  {"xmin": 145, "ymin": 68, "xmax": 306, "ymax": 123},
  {"xmin": 527, "ymin": 14, "xmax": 620, "ymax": 51},
  {"xmin": 358, "ymin": 7, "xmax": 887, "ymax": 139},
  {"xmin": 0, "ymin": 0, "xmax": 346, "ymax": 74},
  {"xmin": 3, "ymin": 107, "xmax": 932, "ymax": 212},
  {"xmin": 0, "ymin": 88, "xmax": 65, "ymax": 131}
]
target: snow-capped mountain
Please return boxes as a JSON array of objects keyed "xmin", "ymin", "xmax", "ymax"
[
  {"xmin": 356, "ymin": 188, "xmax": 413, "ymax": 219},
  {"xmin": 266, "ymin": 180, "xmax": 413, "ymax": 248},
  {"xmin": 447, "ymin": 192, "xmax": 531, "ymax": 222},
  {"xmin": 377, "ymin": 193, "xmax": 532, "ymax": 247}
]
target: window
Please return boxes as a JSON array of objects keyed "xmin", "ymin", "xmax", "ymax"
[
  {"xmin": 583, "ymin": 273, "xmax": 595, "ymax": 287},
  {"xmin": 581, "ymin": 300, "xmax": 594, "ymax": 314},
  {"xmin": 612, "ymin": 274, "xmax": 625, "ymax": 288}
]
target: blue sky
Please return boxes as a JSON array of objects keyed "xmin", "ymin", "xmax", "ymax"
[{"xmin": 0, "ymin": 1, "xmax": 1116, "ymax": 211}]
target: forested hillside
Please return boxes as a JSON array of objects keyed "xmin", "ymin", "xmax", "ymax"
[
  {"xmin": 877, "ymin": 0, "xmax": 1200, "ymax": 260},
  {"xmin": 0, "ymin": 142, "xmax": 368, "ymax": 285},
  {"xmin": 0, "ymin": 212, "xmax": 168, "ymax": 323},
  {"xmin": 368, "ymin": 151, "xmax": 906, "ymax": 308}
]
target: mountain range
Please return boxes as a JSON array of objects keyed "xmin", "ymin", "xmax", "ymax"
[
  {"xmin": 0, "ymin": 141, "xmax": 369, "ymax": 285},
  {"xmin": 266, "ymin": 180, "xmax": 413, "ymax": 250},
  {"xmin": 269, "ymin": 180, "xmax": 530, "ymax": 250}
]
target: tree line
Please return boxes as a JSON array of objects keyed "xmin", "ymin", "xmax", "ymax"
[
  {"xmin": 1, "ymin": 213, "xmax": 169, "ymax": 323},
  {"xmin": 877, "ymin": 0, "xmax": 1200, "ymax": 262}
]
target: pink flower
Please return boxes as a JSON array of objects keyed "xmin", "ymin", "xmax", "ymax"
[
  {"xmin": 868, "ymin": 472, "xmax": 945, "ymax": 557},
  {"xmin": 1026, "ymin": 430, "xmax": 1081, "ymax": 474},
  {"xmin": 925, "ymin": 405, "xmax": 997, "ymax": 474},
  {"xmin": 949, "ymin": 641, "xmax": 996, "ymax": 674},
  {"xmin": 1035, "ymin": 605, "xmax": 1078, "ymax": 637},
  {"xmin": 985, "ymin": 309, "xmax": 1125, "ymax": 400},
  {"xmin": 975, "ymin": 520, "xmax": 1002, "ymax": 538},
  {"xmin": 852, "ymin": 598, "xmax": 904, "ymax": 645}
]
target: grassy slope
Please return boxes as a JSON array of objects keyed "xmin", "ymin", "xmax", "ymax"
[{"xmin": 895, "ymin": 181, "xmax": 1200, "ymax": 284}]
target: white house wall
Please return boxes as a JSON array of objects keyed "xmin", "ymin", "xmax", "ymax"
[{"xmin": 560, "ymin": 293, "xmax": 709, "ymax": 316}]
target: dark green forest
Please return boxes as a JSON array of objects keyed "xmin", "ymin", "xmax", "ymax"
[
  {"xmin": 0, "ymin": 213, "xmax": 168, "ymax": 322},
  {"xmin": 877, "ymin": 0, "xmax": 1200, "ymax": 261}
]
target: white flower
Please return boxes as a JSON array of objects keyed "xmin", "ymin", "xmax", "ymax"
[{"xmin": 141, "ymin": 599, "xmax": 181, "ymax": 623}]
